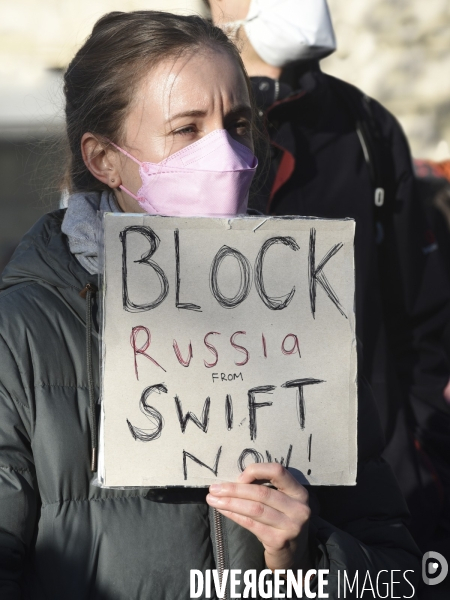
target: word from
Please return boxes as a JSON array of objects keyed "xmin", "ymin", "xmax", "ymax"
[
  {"xmin": 190, "ymin": 569, "xmax": 330, "ymax": 599},
  {"xmin": 337, "ymin": 570, "xmax": 415, "ymax": 599},
  {"xmin": 130, "ymin": 328, "xmax": 301, "ymax": 377},
  {"xmin": 212, "ymin": 373, "xmax": 243, "ymax": 383},
  {"xmin": 120, "ymin": 226, "xmax": 346, "ymax": 317}
]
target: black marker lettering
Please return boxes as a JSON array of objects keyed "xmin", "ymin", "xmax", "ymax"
[
  {"xmin": 210, "ymin": 245, "xmax": 252, "ymax": 309},
  {"xmin": 238, "ymin": 448, "xmax": 265, "ymax": 472},
  {"xmin": 265, "ymin": 444, "xmax": 293, "ymax": 468},
  {"xmin": 127, "ymin": 383, "xmax": 166, "ymax": 442},
  {"xmin": 281, "ymin": 379, "xmax": 324, "ymax": 430},
  {"xmin": 248, "ymin": 385, "xmax": 275, "ymax": 441},
  {"xmin": 174, "ymin": 229, "xmax": 201, "ymax": 311},
  {"xmin": 309, "ymin": 228, "xmax": 346, "ymax": 318},
  {"xmin": 183, "ymin": 446, "xmax": 222, "ymax": 480},
  {"xmin": 120, "ymin": 225, "xmax": 169, "ymax": 312},
  {"xmin": 175, "ymin": 395, "xmax": 211, "ymax": 433},
  {"xmin": 225, "ymin": 394, "xmax": 233, "ymax": 430},
  {"xmin": 254, "ymin": 237, "xmax": 299, "ymax": 310}
]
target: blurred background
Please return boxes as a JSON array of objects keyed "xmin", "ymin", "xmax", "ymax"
[{"xmin": 1, "ymin": 0, "xmax": 450, "ymax": 269}]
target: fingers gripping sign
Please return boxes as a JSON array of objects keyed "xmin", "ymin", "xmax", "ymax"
[{"xmin": 206, "ymin": 463, "xmax": 311, "ymax": 572}]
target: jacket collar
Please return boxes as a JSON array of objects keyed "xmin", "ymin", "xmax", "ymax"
[{"xmin": 251, "ymin": 63, "xmax": 332, "ymax": 127}]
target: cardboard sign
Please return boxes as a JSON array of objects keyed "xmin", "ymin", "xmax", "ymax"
[{"xmin": 99, "ymin": 215, "xmax": 357, "ymax": 487}]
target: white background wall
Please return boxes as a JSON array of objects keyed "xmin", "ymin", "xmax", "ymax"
[
  {"xmin": 322, "ymin": 0, "xmax": 450, "ymax": 160},
  {"xmin": 0, "ymin": 1, "xmax": 207, "ymax": 135},
  {"xmin": 1, "ymin": 0, "xmax": 449, "ymax": 157}
]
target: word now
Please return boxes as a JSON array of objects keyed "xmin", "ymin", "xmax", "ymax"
[
  {"xmin": 120, "ymin": 226, "xmax": 346, "ymax": 317},
  {"xmin": 180, "ymin": 443, "xmax": 296, "ymax": 481},
  {"xmin": 130, "ymin": 327, "xmax": 301, "ymax": 376}
]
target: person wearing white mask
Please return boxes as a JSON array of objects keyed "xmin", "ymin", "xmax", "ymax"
[
  {"xmin": 208, "ymin": 0, "xmax": 450, "ymax": 581},
  {"xmin": 216, "ymin": 0, "xmax": 336, "ymax": 73}
]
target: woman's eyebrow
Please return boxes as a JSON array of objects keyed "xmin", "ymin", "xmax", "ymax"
[
  {"xmin": 167, "ymin": 104, "xmax": 252, "ymax": 122},
  {"xmin": 167, "ymin": 109, "xmax": 207, "ymax": 122},
  {"xmin": 225, "ymin": 104, "xmax": 253, "ymax": 119}
]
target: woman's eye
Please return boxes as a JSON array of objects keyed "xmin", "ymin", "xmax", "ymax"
[
  {"xmin": 174, "ymin": 126, "xmax": 196, "ymax": 136},
  {"xmin": 232, "ymin": 120, "xmax": 250, "ymax": 135}
]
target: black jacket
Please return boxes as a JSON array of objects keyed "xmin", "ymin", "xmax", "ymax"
[
  {"xmin": 251, "ymin": 65, "xmax": 450, "ymax": 549},
  {"xmin": 0, "ymin": 211, "xmax": 420, "ymax": 598}
]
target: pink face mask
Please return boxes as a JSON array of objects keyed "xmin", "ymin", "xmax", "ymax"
[{"xmin": 111, "ymin": 129, "xmax": 258, "ymax": 217}]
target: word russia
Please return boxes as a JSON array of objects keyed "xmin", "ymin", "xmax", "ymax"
[{"xmin": 100, "ymin": 215, "xmax": 357, "ymax": 487}]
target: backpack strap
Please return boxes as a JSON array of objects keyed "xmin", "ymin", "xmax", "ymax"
[{"xmin": 327, "ymin": 76, "xmax": 395, "ymax": 236}]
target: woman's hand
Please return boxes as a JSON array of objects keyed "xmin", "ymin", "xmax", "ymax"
[{"xmin": 206, "ymin": 463, "xmax": 311, "ymax": 572}]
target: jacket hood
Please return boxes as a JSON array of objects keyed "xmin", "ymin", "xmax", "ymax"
[{"xmin": 0, "ymin": 210, "xmax": 97, "ymax": 324}]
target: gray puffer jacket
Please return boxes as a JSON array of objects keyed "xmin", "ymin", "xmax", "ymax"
[{"xmin": 0, "ymin": 210, "xmax": 420, "ymax": 599}]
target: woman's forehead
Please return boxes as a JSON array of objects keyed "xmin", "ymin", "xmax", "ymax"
[{"xmin": 135, "ymin": 49, "xmax": 250, "ymax": 121}]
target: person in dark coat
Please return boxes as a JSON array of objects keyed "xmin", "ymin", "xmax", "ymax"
[
  {"xmin": 0, "ymin": 9, "xmax": 421, "ymax": 599},
  {"xmin": 208, "ymin": 0, "xmax": 450, "ymax": 574}
]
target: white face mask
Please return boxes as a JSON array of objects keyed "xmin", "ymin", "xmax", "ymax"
[{"xmin": 224, "ymin": 0, "xmax": 336, "ymax": 68}]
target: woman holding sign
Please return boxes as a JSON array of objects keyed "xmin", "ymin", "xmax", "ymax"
[{"xmin": 0, "ymin": 11, "xmax": 419, "ymax": 599}]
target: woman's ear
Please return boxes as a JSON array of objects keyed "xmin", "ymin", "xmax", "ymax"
[{"xmin": 81, "ymin": 133, "xmax": 122, "ymax": 189}]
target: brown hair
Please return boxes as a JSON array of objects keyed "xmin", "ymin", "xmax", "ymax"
[{"xmin": 63, "ymin": 10, "xmax": 266, "ymax": 193}]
